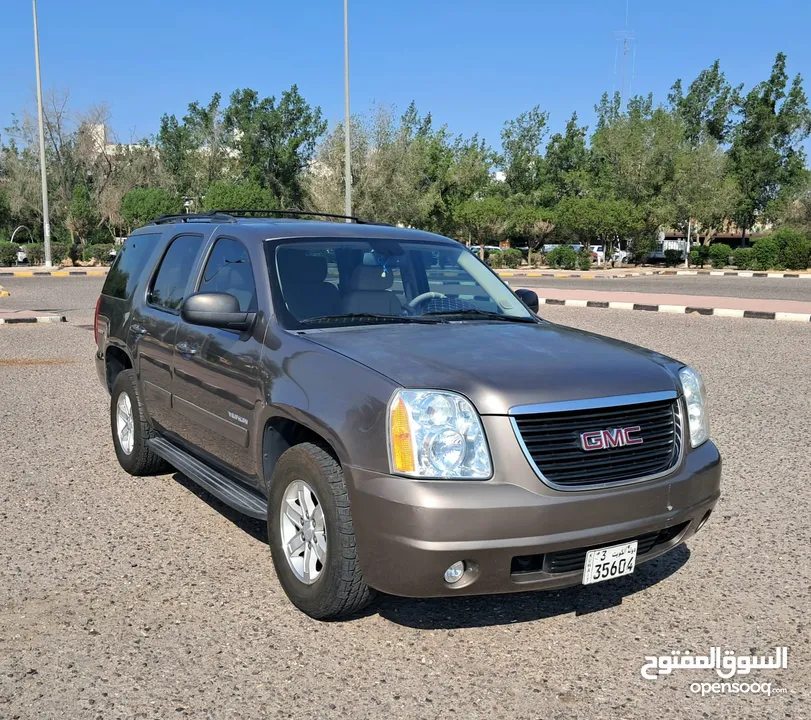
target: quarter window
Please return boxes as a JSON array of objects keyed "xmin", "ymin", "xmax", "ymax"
[
  {"xmin": 102, "ymin": 232, "xmax": 159, "ymax": 300},
  {"xmin": 148, "ymin": 235, "xmax": 201, "ymax": 310},
  {"xmin": 198, "ymin": 238, "xmax": 257, "ymax": 312}
]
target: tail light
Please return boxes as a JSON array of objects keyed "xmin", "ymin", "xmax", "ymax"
[{"xmin": 94, "ymin": 295, "xmax": 102, "ymax": 344}]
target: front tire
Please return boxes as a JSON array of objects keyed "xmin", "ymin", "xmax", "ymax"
[
  {"xmin": 268, "ymin": 443, "xmax": 374, "ymax": 619},
  {"xmin": 110, "ymin": 370, "xmax": 170, "ymax": 476}
]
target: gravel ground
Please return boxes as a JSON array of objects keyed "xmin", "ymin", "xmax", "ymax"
[
  {"xmin": 0, "ymin": 280, "xmax": 808, "ymax": 719},
  {"xmin": 516, "ymin": 274, "xmax": 811, "ymax": 302}
]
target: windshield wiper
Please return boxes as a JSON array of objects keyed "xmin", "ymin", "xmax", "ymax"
[
  {"xmin": 300, "ymin": 313, "xmax": 446, "ymax": 326},
  {"xmin": 422, "ymin": 309, "xmax": 538, "ymax": 323}
]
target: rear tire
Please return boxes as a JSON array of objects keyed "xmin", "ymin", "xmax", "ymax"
[
  {"xmin": 110, "ymin": 370, "xmax": 170, "ymax": 476},
  {"xmin": 268, "ymin": 442, "xmax": 374, "ymax": 619}
]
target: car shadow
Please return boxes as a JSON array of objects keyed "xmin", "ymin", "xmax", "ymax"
[
  {"xmin": 171, "ymin": 472, "xmax": 268, "ymax": 544},
  {"xmin": 169, "ymin": 471, "xmax": 690, "ymax": 629}
]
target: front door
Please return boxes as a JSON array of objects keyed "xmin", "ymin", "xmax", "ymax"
[
  {"xmin": 171, "ymin": 236, "xmax": 262, "ymax": 482},
  {"xmin": 133, "ymin": 233, "xmax": 205, "ymax": 432}
]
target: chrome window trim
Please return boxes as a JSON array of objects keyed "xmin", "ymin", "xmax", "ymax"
[
  {"xmin": 508, "ymin": 390, "xmax": 678, "ymax": 416},
  {"xmin": 510, "ymin": 393, "xmax": 685, "ymax": 493}
]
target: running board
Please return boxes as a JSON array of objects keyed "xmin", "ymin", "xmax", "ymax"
[{"xmin": 148, "ymin": 437, "xmax": 268, "ymax": 519}]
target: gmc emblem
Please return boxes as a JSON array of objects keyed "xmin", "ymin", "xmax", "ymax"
[{"xmin": 580, "ymin": 426, "xmax": 644, "ymax": 452}]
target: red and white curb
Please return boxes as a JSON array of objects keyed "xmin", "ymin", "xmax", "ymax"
[{"xmin": 538, "ymin": 297, "xmax": 811, "ymax": 323}]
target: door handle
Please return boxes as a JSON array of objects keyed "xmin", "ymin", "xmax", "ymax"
[
  {"xmin": 176, "ymin": 342, "xmax": 198, "ymax": 356},
  {"xmin": 131, "ymin": 323, "xmax": 147, "ymax": 337}
]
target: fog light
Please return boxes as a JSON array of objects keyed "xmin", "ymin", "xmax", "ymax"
[{"xmin": 444, "ymin": 561, "xmax": 466, "ymax": 584}]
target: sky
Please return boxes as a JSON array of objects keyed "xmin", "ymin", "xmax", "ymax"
[{"xmin": 1, "ymin": 0, "xmax": 810, "ymax": 150}]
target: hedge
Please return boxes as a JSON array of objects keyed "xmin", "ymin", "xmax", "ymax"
[
  {"xmin": 501, "ymin": 248, "xmax": 523, "ymax": 269},
  {"xmin": 0, "ymin": 242, "xmax": 18, "ymax": 266},
  {"xmin": 83, "ymin": 244, "xmax": 115, "ymax": 264},
  {"xmin": 732, "ymin": 247, "xmax": 753, "ymax": 270},
  {"xmin": 708, "ymin": 243, "xmax": 732, "ymax": 269},
  {"xmin": 752, "ymin": 237, "xmax": 780, "ymax": 271},
  {"xmin": 546, "ymin": 245, "xmax": 578, "ymax": 270},
  {"xmin": 663, "ymin": 249, "xmax": 683, "ymax": 267}
]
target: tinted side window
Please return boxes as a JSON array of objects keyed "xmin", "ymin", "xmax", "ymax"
[
  {"xmin": 101, "ymin": 233, "xmax": 159, "ymax": 299},
  {"xmin": 198, "ymin": 238, "xmax": 257, "ymax": 312},
  {"xmin": 148, "ymin": 235, "xmax": 201, "ymax": 310}
]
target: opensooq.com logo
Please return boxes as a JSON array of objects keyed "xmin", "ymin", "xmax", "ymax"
[{"xmin": 641, "ymin": 647, "xmax": 789, "ymax": 697}]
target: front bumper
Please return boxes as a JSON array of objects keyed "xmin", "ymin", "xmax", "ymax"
[{"xmin": 345, "ymin": 415, "xmax": 721, "ymax": 598}]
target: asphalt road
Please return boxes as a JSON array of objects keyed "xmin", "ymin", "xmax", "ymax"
[
  {"xmin": 0, "ymin": 278, "xmax": 808, "ymax": 719},
  {"xmin": 513, "ymin": 274, "xmax": 811, "ymax": 302}
]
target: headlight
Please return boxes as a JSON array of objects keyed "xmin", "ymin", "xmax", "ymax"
[
  {"xmin": 678, "ymin": 366, "xmax": 709, "ymax": 447},
  {"xmin": 388, "ymin": 389, "xmax": 492, "ymax": 479}
]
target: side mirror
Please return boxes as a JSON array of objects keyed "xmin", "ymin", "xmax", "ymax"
[
  {"xmin": 181, "ymin": 292, "xmax": 254, "ymax": 331},
  {"xmin": 515, "ymin": 288, "xmax": 540, "ymax": 314}
]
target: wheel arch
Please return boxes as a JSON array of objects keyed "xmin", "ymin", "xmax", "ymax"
[
  {"xmin": 105, "ymin": 344, "xmax": 133, "ymax": 392},
  {"xmin": 260, "ymin": 411, "xmax": 346, "ymax": 493}
]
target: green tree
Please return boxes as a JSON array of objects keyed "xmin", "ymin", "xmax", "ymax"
[
  {"xmin": 120, "ymin": 188, "xmax": 182, "ymax": 230},
  {"xmin": 729, "ymin": 53, "xmax": 811, "ymax": 234},
  {"xmin": 455, "ymin": 195, "xmax": 507, "ymax": 251},
  {"xmin": 544, "ymin": 113, "xmax": 589, "ymax": 202},
  {"xmin": 500, "ymin": 106, "xmax": 549, "ymax": 199},
  {"xmin": 668, "ymin": 60, "xmax": 741, "ymax": 146},
  {"xmin": 224, "ymin": 85, "xmax": 327, "ymax": 207},
  {"xmin": 201, "ymin": 180, "xmax": 278, "ymax": 212},
  {"xmin": 66, "ymin": 184, "xmax": 97, "ymax": 244},
  {"xmin": 589, "ymin": 95, "xmax": 683, "ymax": 231},
  {"xmin": 555, "ymin": 196, "xmax": 644, "ymax": 266},
  {"xmin": 505, "ymin": 205, "xmax": 555, "ymax": 252},
  {"xmin": 667, "ymin": 140, "xmax": 740, "ymax": 246},
  {"xmin": 156, "ymin": 113, "xmax": 196, "ymax": 196}
]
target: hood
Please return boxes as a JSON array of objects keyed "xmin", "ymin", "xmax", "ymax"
[{"xmin": 302, "ymin": 320, "xmax": 682, "ymax": 415}]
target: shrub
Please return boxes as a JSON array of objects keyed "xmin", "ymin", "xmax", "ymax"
[
  {"xmin": 777, "ymin": 232, "xmax": 810, "ymax": 270},
  {"xmin": 663, "ymin": 249, "xmax": 683, "ymax": 267},
  {"xmin": 25, "ymin": 243, "xmax": 44, "ymax": 264},
  {"xmin": 528, "ymin": 251, "xmax": 544, "ymax": 267},
  {"xmin": 689, "ymin": 245, "xmax": 709, "ymax": 268},
  {"xmin": 83, "ymin": 244, "xmax": 116, "ymax": 264},
  {"xmin": 752, "ymin": 237, "xmax": 780, "ymax": 271},
  {"xmin": 578, "ymin": 251, "xmax": 592, "ymax": 271},
  {"xmin": 51, "ymin": 243, "xmax": 74, "ymax": 264},
  {"xmin": 708, "ymin": 243, "xmax": 732, "ymax": 269},
  {"xmin": 546, "ymin": 245, "xmax": 578, "ymax": 270},
  {"xmin": 0, "ymin": 242, "xmax": 18, "ymax": 266},
  {"xmin": 732, "ymin": 247, "xmax": 753, "ymax": 270},
  {"xmin": 501, "ymin": 248, "xmax": 523, "ymax": 269}
]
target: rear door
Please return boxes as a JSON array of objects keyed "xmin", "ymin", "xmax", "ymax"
[
  {"xmin": 171, "ymin": 235, "xmax": 262, "ymax": 481},
  {"xmin": 131, "ymin": 232, "xmax": 207, "ymax": 432}
]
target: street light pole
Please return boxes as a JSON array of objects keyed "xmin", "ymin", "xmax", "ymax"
[
  {"xmin": 32, "ymin": 0, "xmax": 53, "ymax": 267},
  {"xmin": 343, "ymin": 0, "xmax": 352, "ymax": 220}
]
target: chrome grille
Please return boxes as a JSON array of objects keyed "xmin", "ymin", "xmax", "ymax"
[{"xmin": 512, "ymin": 395, "xmax": 682, "ymax": 489}]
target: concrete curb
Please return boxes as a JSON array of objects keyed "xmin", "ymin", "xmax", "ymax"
[
  {"xmin": 538, "ymin": 297, "xmax": 811, "ymax": 323},
  {"xmin": 0, "ymin": 314, "xmax": 66, "ymax": 325},
  {"xmin": 0, "ymin": 269, "xmax": 108, "ymax": 277},
  {"xmin": 497, "ymin": 269, "xmax": 811, "ymax": 280}
]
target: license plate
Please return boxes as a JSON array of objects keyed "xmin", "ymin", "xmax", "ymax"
[{"xmin": 582, "ymin": 540, "xmax": 637, "ymax": 585}]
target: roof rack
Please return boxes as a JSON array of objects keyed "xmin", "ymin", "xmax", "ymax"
[
  {"xmin": 149, "ymin": 212, "xmax": 237, "ymax": 225},
  {"xmin": 211, "ymin": 209, "xmax": 384, "ymax": 225}
]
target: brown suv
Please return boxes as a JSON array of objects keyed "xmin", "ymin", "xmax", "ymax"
[{"xmin": 95, "ymin": 210, "xmax": 721, "ymax": 619}]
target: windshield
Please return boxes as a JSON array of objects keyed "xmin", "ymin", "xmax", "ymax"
[{"xmin": 269, "ymin": 238, "xmax": 536, "ymax": 329}]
